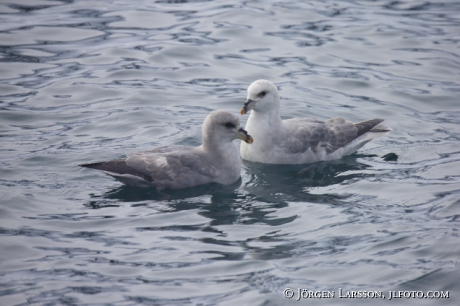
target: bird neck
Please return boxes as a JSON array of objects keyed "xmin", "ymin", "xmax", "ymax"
[
  {"xmin": 249, "ymin": 108, "xmax": 283, "ymax": 129},
  {"xmin": 201, "ymin": 136, "xmax": 236, "ymax": 157},
  {"xmin": 244, "ymin": 108, "xmax": 285, "ymax": 150}
]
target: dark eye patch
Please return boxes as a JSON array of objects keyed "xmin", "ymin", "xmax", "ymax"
[
  {"xmin": 258, "ymin": 91, "xmax": 267, "ymax": 97},
  {"xmin": 224, "ymin": 122, "xmax": 236, "ymax": 129}
]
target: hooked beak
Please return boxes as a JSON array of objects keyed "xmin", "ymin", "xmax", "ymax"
[
  {"xmin": 236, "ymin": 127, "xmax": 253, "ymax": 144},
  {"xmin": 240, "ymin": 99, "xmax": 255, "ymax": 115}
]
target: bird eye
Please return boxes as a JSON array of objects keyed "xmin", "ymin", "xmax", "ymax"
[
  {"xmin": 224, "ymin": 122, "xmax": 236, "ymax": 129},
  {"xmin": 258, "ymin": 91, "xmax": 267, "ymax": 97}
]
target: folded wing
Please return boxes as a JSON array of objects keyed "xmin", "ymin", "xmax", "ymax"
[
  {"xmin": 80, "ymin": 146, "xmax": 219, "ymax": 189},
  {"xmin": 284, "ymin": 117, "xmax": 387, "ymax": 154}
]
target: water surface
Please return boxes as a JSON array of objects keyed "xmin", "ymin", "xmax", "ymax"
[{"xmin": 1, "ymin": 0, "xmax": 459, "ymax": 305}]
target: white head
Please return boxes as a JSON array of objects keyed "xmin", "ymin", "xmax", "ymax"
[
  {"xmin": 240, "ymin": 80, "xmax": 280, "ymax": 115},
  {"xmin": 202, "ymin": 110, "xmax": 253, "ymax": 148}
]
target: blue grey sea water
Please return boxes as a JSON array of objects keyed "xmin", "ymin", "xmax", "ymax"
[{"xmin": 1, "ymin": 0, "xmax": 459, "ymax": 305}]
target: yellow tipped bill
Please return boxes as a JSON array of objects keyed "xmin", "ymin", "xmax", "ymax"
[
  {"xmin": 237, "ymin": 128, "xmax": 253, "ymax": 144},
  {"xmin": 240, "ymin": 99, "xmax": 255, "ymax": 115}
]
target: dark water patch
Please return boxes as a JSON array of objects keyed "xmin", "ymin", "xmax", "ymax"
[
  {"xmin": 266, "ymin": 30, "xmax": 335, "ymax": 48},
  {"xmin": 137, "ymin": 224, "xmax": 205, "ymax": 232},
  {"xmin": 0, "ymin": 227, "xmax": 64, "ymax": 242},
  {"xmin": 0, "ymin": 51, "xmax": 40, "ymax": 63},
  {"xmin": 282, "ymin": 21, "xmax": 334, "ymax": 32},
  {"xmin": 240, "ymin": 48, "xmax": 270, "ymax": 53},
  {"xmin": 23, "ymin": 213, "xmax": 113, "ymax": 221}
]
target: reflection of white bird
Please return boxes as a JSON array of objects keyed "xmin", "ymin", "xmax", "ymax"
[
  {"xmin": 80, "ymin": 110, "xmax": 253, "ymax": 189},
  {"xmin": 240, "ymin": 80, "xmax": 390, "ymax": 164}
]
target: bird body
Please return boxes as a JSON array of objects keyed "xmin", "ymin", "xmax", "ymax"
[
  {"xmin": 80, "ymin": 110, "xmax": 253, "ymax": 189},
  {"xmin": 240, "ymin": 80, "xmax": 390, "ymax": 164}
]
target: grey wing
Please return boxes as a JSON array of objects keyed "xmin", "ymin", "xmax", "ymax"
[
  {"xmin": 126, "ymin": 148, "xmax": 219, "ymax": 185},
  {"xmin": 284, "ymin": 117, "xmax": 384, "ymax": 153},
  {"xmin": 322, "ymin": 118, "xmax": 360, "ymax": 152},
  {"xmin": 79, "ymin": 159, "xmax": 154, "ymax": 182},
  {"xmin": 283, "ymin": 118, "xmax": 332, "ymax": 153},
  {"xmin": 139, "ymin": 145, "xmax": 191, "ymax": 154}
]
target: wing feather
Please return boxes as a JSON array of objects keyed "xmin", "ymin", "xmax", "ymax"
[
  {"xmin": 80, "ymin": 146, "xmax": 219, "ymax": 189},
  {"xmin": 284, "ymin": 117, "xmax": 386, "ymax": 154},
  {"xmin": 79, "ymin": 160, "xmax": 154, "ymax": 182},
  {"xmin": 125, "ymin": 148, "xmax": 219, "ymax": 188}
]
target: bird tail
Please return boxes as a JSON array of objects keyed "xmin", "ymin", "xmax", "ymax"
[
  {"xmin": 354, "ymin": 118, "xmax": 391, "ymax": 137},
  {"xmin": 79, "ymin": 160, "xmax": 154, "ymax": 183},
  {"xmin": 339, "ymin": 119, "xmax": 391, "ymax": 156}
]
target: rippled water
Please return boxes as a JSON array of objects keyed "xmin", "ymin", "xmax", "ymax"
[{"xmin": 1, "ymin": 0, "xmax": 459, "ymax": 305}]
